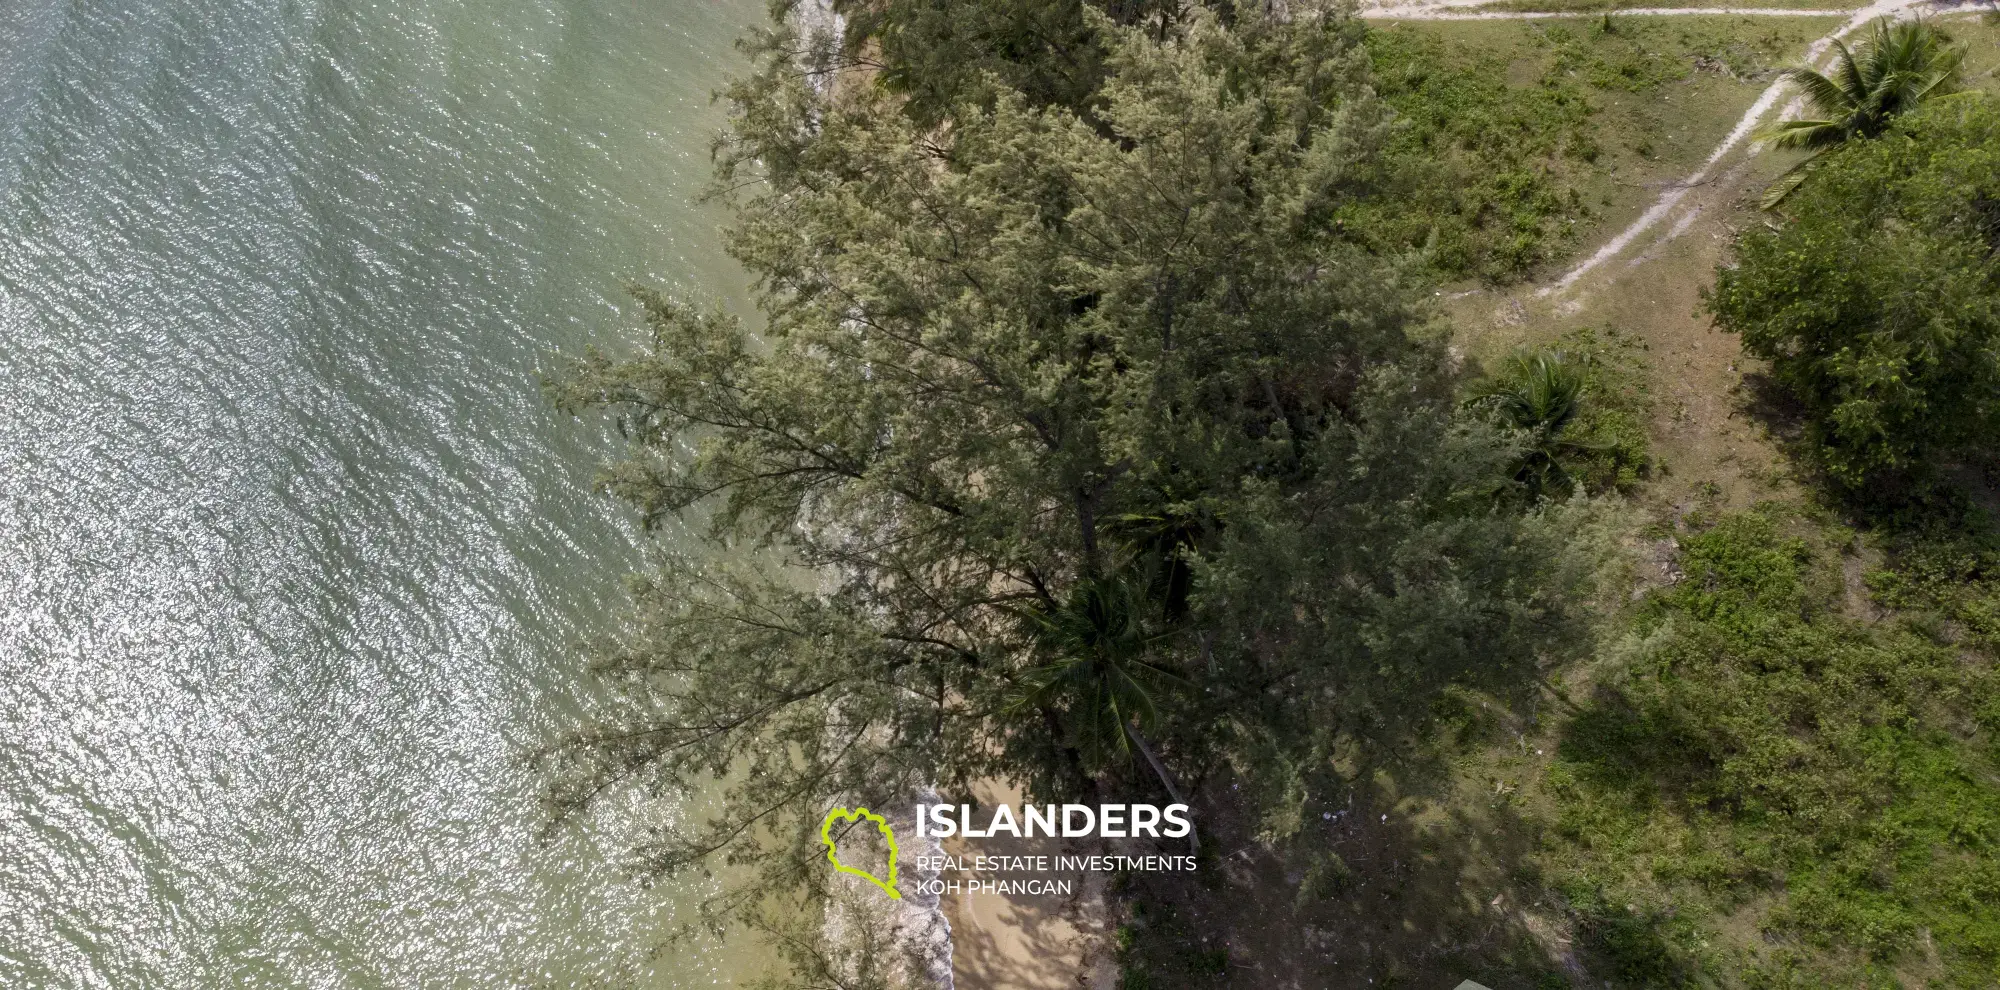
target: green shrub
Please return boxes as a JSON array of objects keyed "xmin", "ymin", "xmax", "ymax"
[
  {"xmin": 1357, "ymin": 27, "xmax": 1594, "ymax": 282},
  {"xmin": 1869, "ymin": 517, "xmax": 2000, "ymax": 648},
  {"xmin": 1546, "ymin": 508, "xmax": 2000, "ymax": 985},
  {"xmin": 1467, "ymin": 327, "xmax": 1654, "ymax": 495},
  {"xmin": 1709, "ymin": 94, "xmax": 2000, "ymax": 491}
]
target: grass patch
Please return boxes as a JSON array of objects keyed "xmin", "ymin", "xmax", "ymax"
[
  {"xmin": 1473, "ymin": 0, "xmax": 1866, "ymax": 13},
  {"xmin": 1356, "ymin": 16, "xmax": 1841, "ymax": 283},
  {"xmin": 1539, "ymin": 507, "xmax": 2000, "ymax": 986},
  {"xmin": 1541, "ymin": 325, "xmax": 1657, "ymax": 494},
  {"xmin": 1946, "ymin": 15, "xmax": 2000, "ymax": 95}
]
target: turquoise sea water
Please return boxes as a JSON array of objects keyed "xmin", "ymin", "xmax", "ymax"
[{"xmin": 0, "ymin": 0, "xmax": 757, "ymax": 985}]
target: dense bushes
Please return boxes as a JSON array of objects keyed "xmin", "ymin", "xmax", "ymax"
[
  {"xmin": 1548, "ymin": 509, "xmax": 2000, "ymax": 986},
  {"xmin": 1710, "ymin": 95, "xmax": 2000, "ymax": 490},
  {"xmin": 1358, "ymin": 26, "xmax": 1597, "ymax": 282}
]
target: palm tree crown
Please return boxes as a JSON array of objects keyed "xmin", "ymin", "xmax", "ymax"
[
  {"xmin": 1759, "ymin": 18, "xmax": 1964, "ymax": 207},
  {"xmin": 1471, "ymin": 350, "xmax": 1586, "ymax": 436},
  {"xmin": 1468, "ymin": 349, "xmax": 1594, "ymax": 495},
  {"xmin": 1009, "ymin": 575, "xmax": 1202, "ymax": 852},
  {"xmin": 1010, "ymin": 576, "xmax": 1183, "ymax": 764}
]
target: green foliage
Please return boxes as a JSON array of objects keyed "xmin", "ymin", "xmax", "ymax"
[
  {"xmin": 1758, "ymin": 17, "xmax": 1966, "ymax": 207},
  {"xmin": 1357, "ymin": 19, "xmax": 1819, "ymax": 282},
  {"xmin": 1544, "ymin": 508, "xmax": 2000, "ymax": 986},
  {"xmin": 829, "ymin": 0, "xmax": 1122, "ymax": 123},
  {"xmin": 1188, "ymin": 947, "xmax": 1230, "ymax": 974},
  {"xmin": 1358, "ymin": 25, "xmax": 1595, "ymax": 282},
  {"xmin": 1010, "ymin": 576, "xmax": 1187, "ymax": 768},
  {"xmin": 1870, "ymin": 519, "xmax": 2000, "ymax": 649},
  {"xmin": 1194, "ymin": 373, "xmax": 1603, "ymax": 823},
  {"xmin": 545, "ymin": 6, "xmax": 1584, "ymax": 968},
  {"xmin": 538, "ymin": 2, "xmax": 2000, "ymax": 985},
  {"xmin": 1481, "ymin": 0, "xmax": 1852, "ymax": 11},
  {"xmin": 831, "ymin": 3, "xmax": 1824, "ymax": 283},
  {"xmin": 1556, "ymin": 329, "xmax": 1655, "ymax": 494},
  {"xmin": 1471, "ymin": 349, "xmax": 1591, "ymax": 495},
  {"xmin": 1710, "ymin": 94, "xmax": 2000, "ymax": 491},
  {"xmin": 1292, "ymin": 847, "xmax": 1353, "ymax": 908},
  {"xmin": 1562, "ymin": 884, "xmax": 1702, "ymax": 987},
  {"xmin": 1468, "ymin": 329, "xmax": 1654, "ymax": 495},
  {"xmin": 1114, "ymin": 898, "xmax": 1231, "ymax": 987},
  {"xmin": 1544, "ymin": 21, "xmax": 1709, "ymax": 92}
]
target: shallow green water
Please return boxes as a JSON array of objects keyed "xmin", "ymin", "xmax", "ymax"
[{"xmin": 0, "ymin": 0, "xmax": 758, "ymax": 985}]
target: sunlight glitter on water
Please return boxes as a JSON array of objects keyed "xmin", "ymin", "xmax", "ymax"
[{"xmin": 0, "ymin": 0, "xmax": 757, "ymax": 986}]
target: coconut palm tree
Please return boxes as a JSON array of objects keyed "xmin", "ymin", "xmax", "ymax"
[
  {"xmin": 1009, "ymin": 575, "xmax": 1199, "ymax": 853},
  {"xmin": 1759, "ymin": 17, "xmax": 1965, "ymax": 208}
]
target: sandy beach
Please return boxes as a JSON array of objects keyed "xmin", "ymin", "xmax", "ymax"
[{"xmin": 940, "ymin": 783, "xmax": 1119, "ymax": 990}]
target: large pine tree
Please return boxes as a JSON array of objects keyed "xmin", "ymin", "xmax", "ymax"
[{"xmin": 543, "ymin": 3, "xmax": 1591, "ymax": 975}]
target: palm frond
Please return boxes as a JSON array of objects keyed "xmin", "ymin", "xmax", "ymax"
[
  {"xmin": 1759, "ymin": 167, "xmax": 1815, "ymax": 210},
  {"xmin": 1762, "ymin": 118, "xmax": 1849, "ymax": 152},
  {"xmin": 1470, "ymin": 350, "xmax": 1587, "ymax": 433},
  {"xmin": 1784, "ymin": 66, "xmax": 1861, "ymax": 122},
  {"xmin": 1759, "ymin": 17, "xmax": 1964, "ymax": 210},
  {"xmin": 1005, "ymin": 575, "xmax": 1187, "ymax": 762},
  {"xmin": 1831, "ymin": 39, "xmax": 1870, "ymax": 108}
]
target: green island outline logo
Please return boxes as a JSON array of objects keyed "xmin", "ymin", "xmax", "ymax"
[{"xmin": 819, "ymin": 806, "xmax": 902, "ymax": 900}]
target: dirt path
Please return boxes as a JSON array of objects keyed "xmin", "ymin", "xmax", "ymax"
[
  {"xmin": 1359, "ymin": 6, "xmax": 1853, "ymax": 19},
  {"xmin": 1534, "ymin": 0, "xmax": 1939, "ymax": 294},
  {"xmin": 1368, "ymin": 0, "xmax": 1953, "ymax": 501},
  {"xmin": 1357, "ymin": 0, "xmax": 1940, "ymax": 507},
  {"xmin": 1366, "ymin": 0, "xmax": 1945, "ymax": 301}
]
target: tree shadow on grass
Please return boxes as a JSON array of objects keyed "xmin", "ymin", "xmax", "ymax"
[
  {"xmin": 1146, "ymin": 680, "xmax": 1738, "ymax": 988},
  {"xmin": 1556, "ymin": 684, "xmax": 1717, "ymax": 807},
  {"xmin": 1115, "ymin": 762, "xmax": 1580, "ymax": 989},
  {"xmin": 1110, "ymin": 676, "xmax": 1619, "ymax": 989},
  {"xmin": 1733, "ymin": 370, "xmax": 1809, "ymax": 451},
  {"xmin": 1551, "ymin": 687, "xmax": 1734, "ymax": 986}
]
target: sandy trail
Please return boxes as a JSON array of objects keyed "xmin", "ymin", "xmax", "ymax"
[
  {"xmin": 1362, "ymin": 0, "xmax": 1951, "ymax": 297},
  {"xmin": 1360, "ymin": 6, "xmax": 1854, "ymax": 18},
  {"xmin": 1520, "ymin": 0, "xmax": 1941, "ymax": 294}
]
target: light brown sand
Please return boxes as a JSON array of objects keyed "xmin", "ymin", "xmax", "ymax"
[{"xmin": 940, "ymin": 782, "xmax": 1117, "ymax": 990}]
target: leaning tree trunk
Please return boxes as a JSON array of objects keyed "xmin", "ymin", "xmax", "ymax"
[{"xmin": 1125, "ymin": 721, "xmax": 1199, "ymax": 857}]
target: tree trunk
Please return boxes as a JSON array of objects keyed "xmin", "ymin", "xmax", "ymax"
[
  {"xmin": 1041, "ymin": 704, "xmax": 1089, "ymax": 796},
  {"xmin": 1125, "ymin": 721, "xmax": 1199, "ymax": 857}
]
